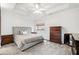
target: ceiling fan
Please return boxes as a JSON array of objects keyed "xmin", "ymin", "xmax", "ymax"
[{"xmin": 32, "ymin": 3, "xmax": 47, "ymax": 15}]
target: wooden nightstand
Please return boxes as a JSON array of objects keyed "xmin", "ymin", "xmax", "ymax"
[
  {"xmin": 1, "ymin": 34, "xmax": 14, "ymax": 46},
  {"xmin": 64, "ymin": 33, "xmax": 72, "ymax": 45}
]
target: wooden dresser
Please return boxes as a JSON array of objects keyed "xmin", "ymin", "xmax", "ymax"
[
  {"xmin": 1, "ymin": 34, "xmax": 14, "ymax": 46},
  {"xmin": 50, "ymin": 26, "xmax": 62, "ymax": 44}
]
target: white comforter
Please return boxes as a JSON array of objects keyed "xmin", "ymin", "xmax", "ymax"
[{"xmin": 14, "ymin": 34, "xmax": 43, "ymax": 49}]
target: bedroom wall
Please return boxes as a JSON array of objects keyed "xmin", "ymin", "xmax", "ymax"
[
  {"xmin": 1, "ymin": 8, "xmax": 34, "ymax": 35},
  {"xmin": 33, "ymin": 8, "xmax": 79, "ymax": 43},
  {"xmin": 0, "ymin": 7, "xmax": 1, "ymax": 35},
  {"xmin": 45, "ymin": 8, "xmax": 79, "ymax": 42},
  {"xmin": 1, "ymin": 4, "xmax": 79, "ymax": 44}
]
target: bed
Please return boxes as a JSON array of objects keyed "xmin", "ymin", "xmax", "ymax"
[{"xmin": 13, "ymin": 27, "xmax": 44, "ymax": 51}]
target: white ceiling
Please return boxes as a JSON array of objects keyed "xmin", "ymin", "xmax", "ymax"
[
  {"xmin": 14, "ymin": 3, "xmax": 67, "ymax": 15},
  {"xmin": 1, "ymin": 3, "xmax": 79, "ymax": 17}
]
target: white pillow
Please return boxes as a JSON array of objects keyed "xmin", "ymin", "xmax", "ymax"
[
  {"xmin": 22, "ymin": 31, "xmax": 28, "ymax": 35},
  {"xmin": 20, "ymin": 31, "xmax": 28, "ymax": 35}
]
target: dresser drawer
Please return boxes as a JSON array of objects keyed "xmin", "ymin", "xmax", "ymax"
[
  {"xmin": 50, "ymin": 38, "xmax": 61, "ymax": 43},
  {"xmin": 50, "ymin": 30, "xmax": 60, "ymax": 33}
]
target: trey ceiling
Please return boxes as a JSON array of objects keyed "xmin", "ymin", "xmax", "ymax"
[
  {"xmin": 14, "ymin": 3, "xmax": 66, "ymax": 15},
  {"xmin": 1, "ymin": 3, "xmax": 79, "ymax": 16}
]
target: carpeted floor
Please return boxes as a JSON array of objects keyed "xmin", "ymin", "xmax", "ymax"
[{"xmin": 0, "ymin": 40, "xmax": 72, "ymax": 55}]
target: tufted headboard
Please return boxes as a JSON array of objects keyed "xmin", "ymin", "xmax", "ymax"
[{"xmin": 13, "ymin": 27, "xmax": 32, "ymax": 35}]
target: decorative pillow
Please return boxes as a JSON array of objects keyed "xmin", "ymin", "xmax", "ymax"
[
  {"xmin": 22, "ymin": 31, "xmax": 28, "ymax": 35},
  {"xmin": 19, "ymin": 30, "xmax": 28, "ymax": 35}
]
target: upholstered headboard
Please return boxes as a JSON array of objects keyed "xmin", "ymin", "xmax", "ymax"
[{"xmin": 13, "ymin": 27, "xmax": 32, "ymax": 35}]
